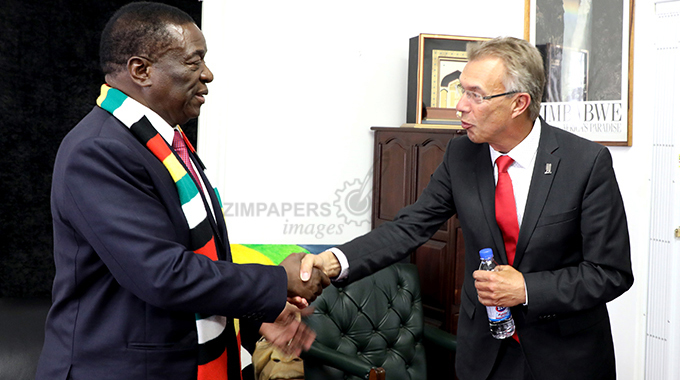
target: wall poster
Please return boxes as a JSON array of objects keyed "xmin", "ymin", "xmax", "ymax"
[{"xmin": 525, "ymin": 0, "xmax": 635, "ymax": 146}]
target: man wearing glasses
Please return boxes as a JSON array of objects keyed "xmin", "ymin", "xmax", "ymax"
[{"xmin": 302, "ymin": 36, "xmax": 633, "ymax": 380}]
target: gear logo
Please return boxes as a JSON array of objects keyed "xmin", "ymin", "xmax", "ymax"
[{"xmin": 334, "ymin": 170, "xmax": 372, "ymax": 226}]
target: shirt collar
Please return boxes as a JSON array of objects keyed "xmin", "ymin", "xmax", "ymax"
[{"xmin": 489, "ymin": 118, "xmax": 541, "ymax": 168}]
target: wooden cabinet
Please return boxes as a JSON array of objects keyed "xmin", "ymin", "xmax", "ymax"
[{"xmin": 371, "ymin": 127, "xmax": 466, "ymax": 334}]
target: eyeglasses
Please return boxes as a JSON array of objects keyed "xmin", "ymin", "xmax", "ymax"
[{"xmin": 455, "ymin": 84, "xmax": 520, "ymax": 104}]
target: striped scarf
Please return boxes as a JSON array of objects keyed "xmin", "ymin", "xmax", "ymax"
[{"xmin": 97, "ymin": 84, "xmax": 242, "ymax": 380}]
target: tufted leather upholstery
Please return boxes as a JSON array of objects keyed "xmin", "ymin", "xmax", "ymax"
[{"xmin": 304, "ymin": 263, "xmax": 426, "ymax": 380}]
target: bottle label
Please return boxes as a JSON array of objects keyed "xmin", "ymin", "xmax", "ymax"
[{"xmin": 486, "ymin": 306, "xmax": 511, "ymax": 322}]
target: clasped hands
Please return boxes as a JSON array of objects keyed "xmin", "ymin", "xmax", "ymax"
[{"xmin": 258, "ymin": 252, "xmax": 332, "ymax": 356}]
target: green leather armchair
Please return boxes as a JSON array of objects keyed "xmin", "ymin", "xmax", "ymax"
[{"xmin": 302, "ymin": 263, "xmax": 457, "ymax": 380}]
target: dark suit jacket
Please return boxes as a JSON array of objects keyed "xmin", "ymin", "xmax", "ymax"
[
  {"xmin": 36, "ymin": 106, "xmax": 288, "ymax": 380},
  {"xmin": 336, "ymin": 119, "xmax": 633, "ymax": 380}
]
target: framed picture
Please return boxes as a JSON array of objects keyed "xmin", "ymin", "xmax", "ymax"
[
  {"xmin": 525, "ymin": 0, "xmax": 635, "ymax": 146},
  {"xmin": 406, "ymin": 34, "xmax": 489, "ymax": 128}
]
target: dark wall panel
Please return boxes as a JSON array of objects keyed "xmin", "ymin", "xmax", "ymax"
[{"xmin": 0, "ymin": 0, "xmax": 203, "ymax": 297}]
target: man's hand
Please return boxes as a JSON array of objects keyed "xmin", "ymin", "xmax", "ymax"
[
  {"xmin": 300, "ymin": 250, "xmax": 341, "ymax": 281},
  {"xmin": 280, "ymin": 252, "xmax": 330, "ymax": 303},
  {"xmin": 259, "ymin": 302, "xmax": 315, "ymax": 357},
  {"xmin": 473, "ymin": 265, "xmax": 526, "ymax": 307}
]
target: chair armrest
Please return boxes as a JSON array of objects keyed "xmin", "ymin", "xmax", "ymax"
[
  {"xmin": 423, "ymin": 324, "xmax": 457, "ymax": 353},
  {"xmin": 301, "ymin": 342, "xmax": 385, "ymax": 380}
]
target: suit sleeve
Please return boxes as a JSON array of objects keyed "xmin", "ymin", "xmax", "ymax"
[
  {"xmin": 523, "ymin": 147, "xmax": 634, "ymax": 317},
  {"xmin": 336, "ymin": 139, "xmax": 458, "ymax": 285},
  {"xmin": 57, "ymin": 135, "xmax": 286, "ymax": 321}
]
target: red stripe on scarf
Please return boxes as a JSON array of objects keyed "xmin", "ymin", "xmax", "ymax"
[
  {"xmin": 198, "ymin": 349, "xmax": 229, "ymax": 380},
  {"xmin": 146, "ymin": 134, "xmax": 172, "ymax": 160},
  {"xmin": 195, "ymin": 237, "xmax": 219, "ymax": 261},
  {"xmin": 181, "ymin": 130, "xmax": 197, "ymax": 154}
]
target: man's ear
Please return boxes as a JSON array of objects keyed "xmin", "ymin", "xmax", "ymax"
[
  {"xmin": 511, "ymin": 93, "xmax": 531, "ymax": 119},
  {"xmin": 127, "ymin": 56, "xmax": 153, "ymax": 87}
]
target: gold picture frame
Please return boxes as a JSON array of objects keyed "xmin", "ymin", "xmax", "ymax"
[{"xmin": 405, "ymin": 34, "xmax": 489, "ymax": 129}]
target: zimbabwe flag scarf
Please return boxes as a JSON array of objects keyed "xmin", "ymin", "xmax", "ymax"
[{"xmin": 97, "ymin": 84, "xmax": 242, "ymax": 380}]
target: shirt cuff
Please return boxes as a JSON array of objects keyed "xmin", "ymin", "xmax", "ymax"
[{"xmin": 327, "ymin": 247, "xmax": 349, "ymax": 281}]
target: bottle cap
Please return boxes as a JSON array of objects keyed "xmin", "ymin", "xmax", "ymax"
[{"xmin": 479, "ymin": 248, "xmax": 493, "ymax": 260}]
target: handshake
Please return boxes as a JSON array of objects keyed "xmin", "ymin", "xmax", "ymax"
[
  {"xmin": 258, "ymin": 251, "xmax": 340, "ymax": 357},
  {"xmin": 281, "ymin": 251, "xmax": 339, "ymax": 307}
]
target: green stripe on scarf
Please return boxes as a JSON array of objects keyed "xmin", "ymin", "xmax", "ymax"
[{"xmin": 99, "ymin": 87, "xmax": 126, "ymax": 113}]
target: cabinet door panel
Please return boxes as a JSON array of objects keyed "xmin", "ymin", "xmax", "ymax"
[
  {"xmin": 371, "ymin": 127, "xmax": 466, "ymax": 337},
  {"xmin": 414, "ymin": 138, "xmax": 449, "ymax": 199},
  {"xmin": 412, "ymin": 239, "xmax": 448, "ymax": 323},
  {"xmin": 415, "ymin": 137, "xmax": 451, "ymax": 234},
  {"xmin": 375, "ymin": 138, "xmax": 410, "ymax": 221}
]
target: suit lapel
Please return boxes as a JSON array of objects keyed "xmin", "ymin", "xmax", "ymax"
[
  {"xmin": 514, "ymin": 120, "xmax": 560, "ymax": 266},
  {"xmin": 474, "ymin": 144, "xmax": 509, "ymax": 264}
]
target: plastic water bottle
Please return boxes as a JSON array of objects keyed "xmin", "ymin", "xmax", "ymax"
[{"xmin": 479, "ymin": 248, "xmax": 515, "ymax": 339}]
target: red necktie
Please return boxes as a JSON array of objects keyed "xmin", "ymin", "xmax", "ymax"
[
  {"xmin": 495, "ymin": 155, "xmax": 519, "ymax": 265},
  {"xmin": 173, "ymin": 130, "xmax": 203, "ymax": 192},
  {"xmin": 495, "ymin": 155, "xmax": 521, "ymax": 343}
]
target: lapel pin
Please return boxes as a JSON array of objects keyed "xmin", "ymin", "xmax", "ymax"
[{"xmin": 544, "ymin": 163, "xmax": 552, "ymax": 175}]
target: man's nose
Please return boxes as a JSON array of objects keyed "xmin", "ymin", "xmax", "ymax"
[
  {"xmin": 202, "ymin": 63, "xmax": 214, "ymax": 83},
  {"xmin": 456, "ymin": 94, "xmax": 470, "ymax": 114}
]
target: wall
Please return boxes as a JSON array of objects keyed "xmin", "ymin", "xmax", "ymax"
[
  {"xmin": 199, "ymin": 0, "xmax": 657, "ymax": 378},
  {"xmin": 198, "ymin": 0, "xmax": 525, "ymax": 245}
]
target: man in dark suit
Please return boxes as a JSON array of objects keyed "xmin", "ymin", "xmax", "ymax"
[
  {"xmin": 301, "ymin": 36, "xmax": 633, "ymax": 380},
  {"xmin": 36, "ymin": 3, "xmax": 328, "ymax": 380}
]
